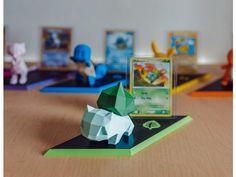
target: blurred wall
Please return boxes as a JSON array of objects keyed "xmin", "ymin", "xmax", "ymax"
[{"xmin": 4, "ymin": 0, "xmax": 232, "ymax": 64}]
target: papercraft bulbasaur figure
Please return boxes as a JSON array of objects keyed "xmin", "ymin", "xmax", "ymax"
[
  {"xmin": 7, "ymin": 43, "xmax": 28, "ymax": 85},
  {"xmin": 97, "ymin": 82, "xmax": 136, "ymax": 116},
  {"xmin": 80, "ymin": 105, "xmax": 134, "ymax": 145},
  {"xmin": 70, "ymin": 44, "xmax": 107, "ymax": 86}
]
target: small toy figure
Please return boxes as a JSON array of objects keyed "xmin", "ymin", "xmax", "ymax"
[
  {"xmin": 80, "ymin": 82, "xmax": 136, "ymax": 145},
  {"xmin": 70, "ymin": 44, "xmax": 107, "ymax": 86},
  {"xmin": 221, "ymin": 49, "xmax": 233, "ymax": 86},
  {"xmin": 80, "ymin": 105, "xmax": 134, "ymax": 145},
  {"xmin": 151, "ymin": 40, "xmax": 176, "ymax": 58},
  {"xmin": 7, "ymin": 43, "xmax": 28, "ymax": 85}
]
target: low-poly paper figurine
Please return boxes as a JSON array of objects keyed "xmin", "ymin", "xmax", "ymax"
[
  {"xmin": 80, "ymin": 105, "xmax": 134, "ymax": 145},
  {"xmin": 221, "ymin": 49, "xmax": 233, "ymax": 86},
  {"xmin": 7, "ymin": 43, "xmax": 28, "ymax": 85},
  {"xmin": 70, "ymin": 44, "xmax": 107, "ymax": 86},
  {"xmin": 97, "ymin": 82, "xmax": 136, "ymax": 116}
]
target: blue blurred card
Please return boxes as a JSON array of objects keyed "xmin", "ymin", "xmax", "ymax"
[{"xmin": 106, "ymin": 31, "xmax": 134, "ymax": 72}]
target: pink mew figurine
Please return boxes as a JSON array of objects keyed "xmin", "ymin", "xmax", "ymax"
[{"xmin": 7, "ymin": 43, "xmax": 28, "ymax": 85}]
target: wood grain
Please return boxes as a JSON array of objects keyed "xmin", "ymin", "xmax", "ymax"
[{"xmin": 4, "ymin": 65, "xmax": 232, "ymax": 177}]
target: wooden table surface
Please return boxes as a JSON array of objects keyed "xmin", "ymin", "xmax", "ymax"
[{"xmin": 4, "ymin": 66, "xmax": 232, "ymax": 177}]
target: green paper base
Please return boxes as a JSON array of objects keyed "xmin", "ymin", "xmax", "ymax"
[{"xmin": 44, "ymin": 115, "xmax": 192, "ymax": 157}]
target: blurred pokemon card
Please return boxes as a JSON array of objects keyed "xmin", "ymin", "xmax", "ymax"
[{"xmin": 130, "ymin": 57, "xmax": 172, "ymax": 117}]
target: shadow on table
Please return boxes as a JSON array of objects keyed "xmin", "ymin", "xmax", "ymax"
[{"xmin": 36, "ymin": 116, "xmax": 80, "ymax": 154}]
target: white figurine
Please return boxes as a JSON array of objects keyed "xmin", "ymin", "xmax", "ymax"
[
  {"xmin": 80, "ymin": 105, "xmax": 134, "ymax": 145},
  {"xmin": 7, "ymin": 43, "xmax": 28, "ymax": 85}
]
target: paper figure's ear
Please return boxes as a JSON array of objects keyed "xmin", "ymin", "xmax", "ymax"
[
  {"xmin": 167, "ymin": 48, "xmax": 176, "ymax": 58},
  {"xmin": 151, "ymin": 40, "xmax": 158, "ymax": 56},
  {"xmin": 87, "ymin": 105, "xmax": 95, "ymax": 112}
]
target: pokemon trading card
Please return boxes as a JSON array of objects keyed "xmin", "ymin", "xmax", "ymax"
[{"xmin": 130, "ymin": 57, "xmax": 172, "ymax": 117}]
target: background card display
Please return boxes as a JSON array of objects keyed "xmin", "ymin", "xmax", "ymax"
[
  {"xmin": 168, "ymin": 32, "xmax": 198, "ymax": 63},
  {"xmin": 105, "ymin": 31, "xmax": 134, "ymax": 72},
  {"xmin": 130, "ymin": 58, "xmax": 172, "ymax": 116},
  {"xmin": 41, "ymin": 27, "xmax": 72, "ymax": 67}
]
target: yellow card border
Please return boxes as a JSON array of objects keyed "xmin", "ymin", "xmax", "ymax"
[{"xmin": 129, "ymin": 57, "xmax": 173, "ymax": 117}]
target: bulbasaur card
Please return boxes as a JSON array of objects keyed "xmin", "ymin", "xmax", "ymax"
[{"xmin": 130, "ymin": 57, "xmax": 172, "ymax": 117}]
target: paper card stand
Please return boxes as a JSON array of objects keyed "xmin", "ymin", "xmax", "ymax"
[
  {"xmin": 4, "ymin": 70, "xmax": 74, "ymax": 90},
  {"xmin": 190, "ymin": 78, "xmax": 233, "ymax": 97},
  {"xmin": 173, "ymin": 73, "xmax": 211, "ymax": 94},
  {"xmin": 44, "ymin": 115, "xmax": 192, "ymax": 157},
  {"xmin": 40, "ymin": 73, "xmax": 127, "ymax": 93}
]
